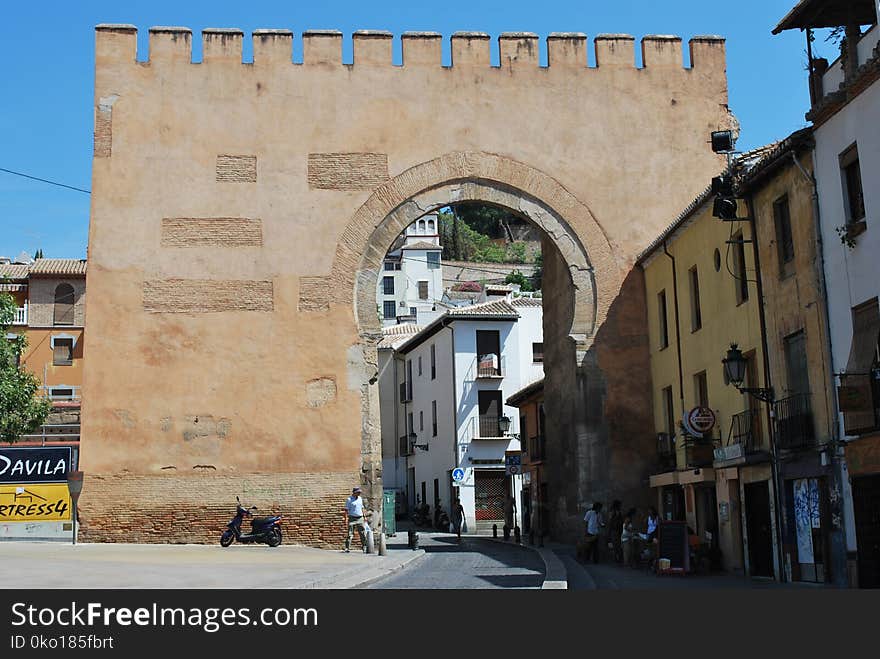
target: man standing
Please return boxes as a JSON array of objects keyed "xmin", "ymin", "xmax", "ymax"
[
  {"xmin": 344, "ymin": 486, "xmax": 368, "ymax": 553},
  {"xmin": 583, "ymin": 501, "xmax": 604, "ymax": 564}
]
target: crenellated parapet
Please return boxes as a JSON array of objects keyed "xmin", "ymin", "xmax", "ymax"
[{"xmin": 94, "ymin": 24, "xmax": 725, "ymax": 71}]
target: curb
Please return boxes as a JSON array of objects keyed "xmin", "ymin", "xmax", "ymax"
[
  {"xmin": 297, "ymin": 547, "xmax": 427, "ymax": 589},
  {"xmin": 476, "ymin": 535, "xmax": 568, "ymax": 590}
]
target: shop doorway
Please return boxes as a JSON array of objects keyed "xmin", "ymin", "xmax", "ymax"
[
  {"xmin": 852, "ymin": 474, "xmax": 880, "ymax": 588},
  {"xmin": 744, "ymin": 481, "xmax": 774, "ymax": 578},
  {"xmin": 474, "ymin": 470, "xmax": 506, "ymax": 533},
  {"xmin": 662, "ymin": 486, "xmax": 686, "ymax": 521}
]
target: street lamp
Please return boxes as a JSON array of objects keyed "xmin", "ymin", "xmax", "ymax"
[
  {"xmin": 409, "ymin": 431, "xmax": 429, "ymax": 452},
  {"xmin": 722, "ymin": 343, "xmax": 775, "ymax": 403},
  {"xmin": 498, "ymin": 415, "xmax": 511, "ymax": 435}
]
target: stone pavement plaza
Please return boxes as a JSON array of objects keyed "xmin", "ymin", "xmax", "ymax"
[{"xmin": 0, "ymin": 540, "xmax": 425, "ymax": 589}]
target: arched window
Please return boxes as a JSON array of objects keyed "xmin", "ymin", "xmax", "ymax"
[
  {"xmin": 427, "ymin": 219, "xmax": 435, "ymax": 233},
  {"xmin": 54, "ymin": 283, "xmax": 75, "ymax": 325},
  {"xmin": 418, "ymin": 219, "xmax": 426, "ymax": 233}
]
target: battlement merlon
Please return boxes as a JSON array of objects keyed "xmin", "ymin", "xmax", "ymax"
[{"xmin": 94, "ymin": 25, "xmax": 725, "ymax": 71}]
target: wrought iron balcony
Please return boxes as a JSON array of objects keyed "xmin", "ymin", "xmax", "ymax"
[
  {"xmin": 683, "ymin": 435, "xmax": 717, "ymax": 468},
  {"xmin": 657, "ymin": 432, "xmax": 676, "ymax": 471},
  {"xmin": 476, "ymin": 354, "xmax": 504, "ymax": 378},
  {"xmin": 728, "ymin": 407, "xmax": 763, "ymax": 454},
  {"xmin": 774, "ymin": 393, "xmax": 816, "ymax": 451},
  {"xmin": 471, "ymin": 415, "xmax": 507, "ymax": 439}
]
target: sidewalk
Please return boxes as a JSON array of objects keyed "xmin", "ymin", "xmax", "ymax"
[
  {"xmin": 0, "ymin": 537, "xmax": 425, "ymax": 589},
  {"xmin": 549, "ymin": 541, "xmax": 831, "ymax": 589}
]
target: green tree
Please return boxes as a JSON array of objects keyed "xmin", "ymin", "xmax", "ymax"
[
  {"xmin": 0, "ymin": 293, "xmax": 51, "ymax": 443},
  {"xmin": 531, "ymin": 253, "xmax": 543, "ymax": 291},
  {"xmin": 505, "ymin": 269, "xmax": 534, "ymax": 292}
]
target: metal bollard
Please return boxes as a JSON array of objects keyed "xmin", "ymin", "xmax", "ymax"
[
  {"xmin": 366, "ymin": 529, "xmax": 375, "ymax": 554},
  {"xmin": 378, "ymin": 532, "xmax": 387, "ymax": 556},
  {"xmin": 492, "ymin": 524, "xmax": 498, "ymax": 538},
  {"xmin": 503, "ymin": 525, "xmax": 510, "ymax": 541},
  {"xmin": 514, "ymin": 526, "xmax": 521, "ymax": 544},
  {"xmin": 407, "ymin": 529, "xmax": 419, "ymax": 550}
]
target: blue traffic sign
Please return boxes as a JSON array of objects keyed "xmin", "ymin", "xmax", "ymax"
[{"xmin": 452, "ymin": 468, "xmax": 465, "ymax": 482}]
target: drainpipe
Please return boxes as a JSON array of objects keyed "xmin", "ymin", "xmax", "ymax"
[
  {"xmin": 792, "ymin": 149, "xmax": 849, "ymax": 587},
  {"xmin": 743, "ymin": 194, "xmax": 787, "ymax": 583},
  {"xmin": 662, "ymin": 242, "xmax": 685, "ymax": 429}
]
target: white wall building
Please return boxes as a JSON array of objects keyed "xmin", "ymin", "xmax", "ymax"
[
  {"xmin": 377, "ymin": 214, "xmax": 444, "ymax": 328},
  {"xmin": 379, "ymin": 296, "xmax": 544, "ymax": 534},
  {"xmin": 775, "ymin": 0, "xmax": 880, "ymax": 587}
]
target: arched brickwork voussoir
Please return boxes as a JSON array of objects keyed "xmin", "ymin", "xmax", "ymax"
[{"xmin": 330, "ymin": 151, "xmax": 622, "ymax": 356}]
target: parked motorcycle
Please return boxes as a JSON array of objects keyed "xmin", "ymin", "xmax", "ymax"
[
  {"xmin": 411, "ymin": 502, "xmax": 430, "ymax": 527},
  {"xmin": 436, "ymin": 508, "xmax": 450, "ymax": 532},
  {"xmin": 220, "ymin": 496, "xmax": 283, "ymax": 547}
]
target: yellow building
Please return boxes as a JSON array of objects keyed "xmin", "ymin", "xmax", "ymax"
[
  {"xmin": 1, "ymin": 258, "xmax": 86, "ymax": 442},
  {"xmin": 638, "ymin": 145, "xmax": 780, "ymax": 579},
  {"xmin": 738, "ymin": 128, "xmax": 847, "ymax": 585}
]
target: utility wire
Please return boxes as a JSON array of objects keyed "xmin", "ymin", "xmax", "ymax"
[{"xmin": 0, "ymin": 167, "xmax": 91, "ymax": 194}]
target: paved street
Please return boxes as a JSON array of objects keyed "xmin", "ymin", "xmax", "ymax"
[{"xmin": 366, "ymin": 532, "xmax": 545, "ymax": 589}]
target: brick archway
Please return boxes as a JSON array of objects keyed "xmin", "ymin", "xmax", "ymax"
[{"xmin": 314, "ymin": 151, "xmax": 622, "ymax": 356}]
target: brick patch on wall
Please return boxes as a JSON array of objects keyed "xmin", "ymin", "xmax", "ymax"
[
  {"xmin": 298, "ymin": 276, "xmax": 331, "ymax": 312},
  {"xmin": 161, "ymin": 218, "xmax": 263, "ymax": 247},
  {"xmin": 77, "ymin": 472, "xmax": 364, "ymax": 548},
  {"xmin": 143, "ymin": 279, "xmax": 274, "ymax": 313},
  {"xmin": 307, "ymin": 153, "xmax": 389, "ymax": 190},
  {"xmin": 306, "ymin": 377, "xmax": 337, "ymax": 408},
  {"xmin": 216, "ymin": 155, "xmax": 257, "ymax": 182},
  {"xmin": 94, "ymin": 108, "xmax": 112, "ymax": 158}
]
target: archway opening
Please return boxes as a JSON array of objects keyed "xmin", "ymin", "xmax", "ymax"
[{"xmin": 367, "ymin": 190, "xmax": 588, "ymax": 541}]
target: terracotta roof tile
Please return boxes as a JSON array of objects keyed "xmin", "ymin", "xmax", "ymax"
[
  {"xmin": 29, "ymin": 259, "xmax": 87, "ymax": 276},
  {"xmin": 446, "ymin": 299, "xmax": 519, "ymax": 318},
  {"xmin": 511, "ymin": 297, "xmax": 542, "ymax": 307},
  {"xmin": 0, "ymin": 264, "xmax": 31, "ymax": 279}
]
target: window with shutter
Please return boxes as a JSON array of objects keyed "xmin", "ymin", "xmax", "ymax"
[{"xmin": 53, "ymin": 338, "xmax": 73, "ymax": 365}]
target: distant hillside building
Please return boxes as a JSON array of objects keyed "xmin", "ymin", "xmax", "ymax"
[{"xmin": 378, "ymin": 215, "xmax": 444, "ymax": 327}]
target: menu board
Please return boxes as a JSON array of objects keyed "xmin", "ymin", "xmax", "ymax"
[{"xmin": 657, "ymin": 520, "xmax": 690, "ymax": 573}]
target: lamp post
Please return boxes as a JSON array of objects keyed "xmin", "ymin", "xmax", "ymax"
[
  {"xmin": 722, "ymin": 343, "xmax": 786, "ymax": 582},
  {"xmin": 498, "ymin": 416, "xmax": 522, "ymax": 542}
]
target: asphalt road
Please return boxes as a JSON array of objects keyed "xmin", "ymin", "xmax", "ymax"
[{"xmin": 365, "ymin": 533, "xmax": 545, "ymax": 589}]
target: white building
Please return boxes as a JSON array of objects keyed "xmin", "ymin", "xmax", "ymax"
[
  {"xmin": 377, "ymin": 214, "xmax": 444, "ymax": 327},
  {"xmin": 379, "ymin": 296, "xmax": 544, "ymax": 534},
  {"xmin": 775, "ymin": 0, "xmax": 880, "ymax": 588}
]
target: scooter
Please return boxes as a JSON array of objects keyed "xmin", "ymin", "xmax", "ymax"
[{"xmin": 220, "ymin": 496, "xmax": 283, "ymax": 547}]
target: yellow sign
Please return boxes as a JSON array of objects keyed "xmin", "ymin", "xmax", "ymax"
[{"xmin": 0, "ymin": 483, "xmax": 71, "ymax": 522}]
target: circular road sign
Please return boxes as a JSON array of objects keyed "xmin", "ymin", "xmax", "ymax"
[{"xmin": 452, "ymin": 468, "xmax": 465, "ymax": 482}]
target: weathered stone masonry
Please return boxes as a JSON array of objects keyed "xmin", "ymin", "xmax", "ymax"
[{"xmin": 84, "ymin": 24, "xmax": 733, "ymax": 545}]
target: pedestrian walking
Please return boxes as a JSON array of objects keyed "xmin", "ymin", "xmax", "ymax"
[
  {"xmin": 451, "ymin": 497, "xmax": 465, "ymax": 541},
  {"xmin": 583, "ymin": 501, "xmax": 604, "ymax": 564},
  {"xmin": 621, "ymin": 507, "xmax": 637, "ymax": 567},
  {"xmin": 343, "ymin": 486, "xmax": 369, "ymax": 553},
  {"xmin": 607, "ymin": 500, "xmax": 623, "ymax": 563}
]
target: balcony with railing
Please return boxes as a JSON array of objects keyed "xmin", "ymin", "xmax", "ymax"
[
  {"xmin": 470, "ymin": 415, "xmax": 507, "ymax": 440},
  {"xmin": 729, "ymin": 408, "xmax": 763, "ymax": 453},
  {"xmin": 682, "ymin": 435, "xmax": 718, "ymax": 468},
  {"xmin": 657, "ymin": 432, "xmax": 676, "ymax": 471},
  {"xmin": 476, "ymin": 353, "xmax": 504, "ymax": 379},
  {"xmin": 12, "ymin": 304, "xmax": 27, "ymax": 325},
  {"xmin": 774, "ymin": 393, "xmax": 816, "ymax": 451}
]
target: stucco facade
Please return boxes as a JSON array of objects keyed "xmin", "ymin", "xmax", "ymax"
[{"xmin": 84, "ymin": 25, "xmax": 733, "ymax": 544}]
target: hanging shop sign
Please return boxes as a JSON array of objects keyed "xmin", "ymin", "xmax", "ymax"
[
  {"xmin": 685, "ymin": 407, "xmax": 716, "ymax": 436},
  {"xmin": 0, "ymin": 447, "xmax": 73, "ymax": 484}
]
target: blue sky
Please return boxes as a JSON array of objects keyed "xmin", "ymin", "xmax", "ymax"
[{"xmin": 0, "ymin": 0, "xmax": 832, "ymax": 259}]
